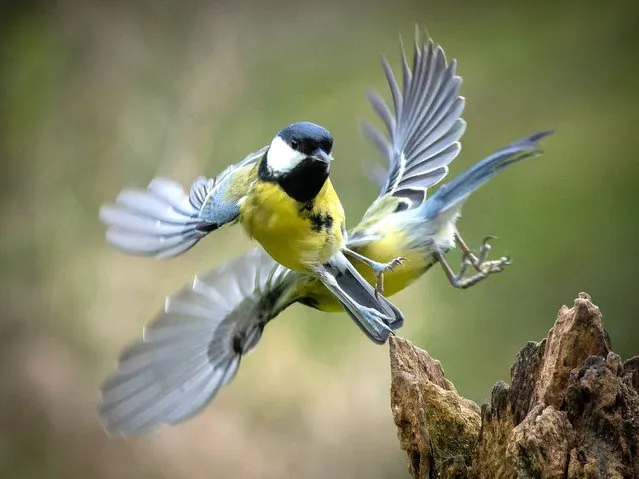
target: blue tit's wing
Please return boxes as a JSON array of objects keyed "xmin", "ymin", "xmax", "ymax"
[
  {"xmin": 423, "ymin": 130, "xmax": 554, "ymax": 221},
  {"xmin": 99, "ymin": 147, "xmax": 266, "ymax": 259},
  {"xmin": 361, "ymin": 30, "xmax": 466, "ymax": 216},
  {"xmin": 99, "ymin": 246, "xmax": 299, "ymax": 436}
]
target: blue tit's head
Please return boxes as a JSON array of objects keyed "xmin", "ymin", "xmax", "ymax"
[{"xmin": 261, "ymin": 122, "xmax": 334, "ymax": 202}]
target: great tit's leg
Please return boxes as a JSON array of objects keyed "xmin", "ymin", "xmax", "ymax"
[
  {"xmin": 343, "ymin": 248, "xmax": 407, "ymax": 296},
  {"xmin": 434, "ymin": 249, "xmax": 511, "ymax": 289}
]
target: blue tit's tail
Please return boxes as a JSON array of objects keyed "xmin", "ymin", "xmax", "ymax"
[
  {"xmin": 316, "ymin": 252, "xmax": 403, "ymax": 344},
  {"xmin": 422, "ymin": 130, "xmax": 554, "ymax": 221}
]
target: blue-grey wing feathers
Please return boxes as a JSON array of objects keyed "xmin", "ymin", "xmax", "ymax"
[
  {"xmin": 100, "ymin": 148, "xmax": 263, "ymax": 259},
  {"xmin": 363, "ymin": 32, "xmax": 466, "ymax": 208},
  {"xmin": 99, "ymin": 247, "xmax": 295, "ymax": 436},
  {"xmin": 423, "ymin": 130, "xmax": 554, "ymax": 221}
]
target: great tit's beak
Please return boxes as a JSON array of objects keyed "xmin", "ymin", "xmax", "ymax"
[{"xmin": 312, "ymin": 148, "xmax": 332, "ymax": 165}]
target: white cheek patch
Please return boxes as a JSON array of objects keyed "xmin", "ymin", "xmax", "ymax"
[{"xmin": 266, "ymin": 136, "xmax": 307, "ymax": 174}]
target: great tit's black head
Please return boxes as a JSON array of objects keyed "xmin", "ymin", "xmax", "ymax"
[
  {"xmin": 261, "ymin": 122, "xmax": 334, "ymax": 202},
  {"xmin": 265, "ymin": 122, "xmax": 333, "ymax": 176}
]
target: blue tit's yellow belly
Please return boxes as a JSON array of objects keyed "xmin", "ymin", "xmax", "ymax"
[
  {"xmin": 299, "ymin": 227, "xmax": 434, "ymax": 312},
  {"xmin": 240, "ymin": 179, "xmax": 346, "ymax": 273}
]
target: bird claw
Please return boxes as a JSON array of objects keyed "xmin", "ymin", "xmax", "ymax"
[
  {"xmin": 446, "ymin": 236, "xmax": 511, "ymax": 289},
  {"xmin": 374, "ymin": 256, "xmax": 408, "ymax": 297},
  {"xmin": 388, "ymin": 256, "xmax": 407, "ymax": 272},
  {"xmin": 482, "ymin": 235, "xmax": 498, "ymax": 245}
]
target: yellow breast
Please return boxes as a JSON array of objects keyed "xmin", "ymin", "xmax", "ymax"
[
  {"xmin": 299, "ymin": 227, "xmax": 434, "ymax": 312},
  {"xmin": 240, "ymin": 177, "xmax": 345, "ymax": 273}
]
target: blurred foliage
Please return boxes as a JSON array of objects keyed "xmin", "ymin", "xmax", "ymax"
[{"xmin": 1, "ymin": 0, "xmax": 638, "ymax": 477}]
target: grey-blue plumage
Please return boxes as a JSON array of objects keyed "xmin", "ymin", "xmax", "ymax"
[
  {"xmin": 422, "ymin": 131, "xmax": 554, "ymax": 221},
  {"xmin": 363, "ymin": 35, "xmax": 466, "ymax": 205},
  {"xmin": 99, "ymin": 148, "xmax": 263, "ymax": 259},
  {"xmin": 99, "ymin": 247, "xmax": 297, "ymax": 435}
]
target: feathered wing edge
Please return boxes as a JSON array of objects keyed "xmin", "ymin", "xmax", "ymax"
[
  {"xmin": 363, "ymin": 29, "xmax": 467, "ymax": 209},
  {"xmin": 422, "ymin": 130, "xmax": 554, "ymax": 221},
  {"xmin": 99, "ymin": 247, "xmax": 298, "ymax": 436},
  {"xmin": 99, "ymin": 148, "xmax": 264, "ymax": 259}
]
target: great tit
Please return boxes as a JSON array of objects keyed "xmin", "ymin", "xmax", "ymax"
[{"xmin": 98, "ymin": 32, "xmax": 553, "ymax": 435}]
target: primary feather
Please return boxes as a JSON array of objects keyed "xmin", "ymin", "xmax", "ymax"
[
  {"xmin": 100, "ymin": 148, "xmax": 264, "ymax": 258},
  {"xmin": 363, "ymin": 31, "xmax": 466, "ymax": 212},
  {"xmin": 99, "ymin": 247, "xmax": 298, "ymax": 435}
]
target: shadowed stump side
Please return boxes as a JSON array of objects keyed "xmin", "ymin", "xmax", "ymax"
[{"xmin": 390, "ymin": 293, "xmax": 639, "ymax": 479}]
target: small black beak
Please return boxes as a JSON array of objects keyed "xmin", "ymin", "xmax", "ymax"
[{"xmin": 311, "ymin": 148, "xmax": 332, "ymax": 165}]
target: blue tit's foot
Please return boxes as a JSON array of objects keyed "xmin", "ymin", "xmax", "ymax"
[{"xmin": 440, "ymin": 234, "xmax": 511, "ymax": 289}]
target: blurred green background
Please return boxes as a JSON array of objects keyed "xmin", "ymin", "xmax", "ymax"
[{"xmin": 1, "ymin": 0, "xmax": 638, "ymax": 477}]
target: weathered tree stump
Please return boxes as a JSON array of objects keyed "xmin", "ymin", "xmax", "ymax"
[{"xmin": 390, "ymin": 293, "xmax": 639, "ymax": 478}]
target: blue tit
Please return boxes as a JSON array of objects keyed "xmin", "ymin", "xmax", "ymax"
[{"xmin": 98, "ymin": 31, "xmax": 553, "ymax": 435}]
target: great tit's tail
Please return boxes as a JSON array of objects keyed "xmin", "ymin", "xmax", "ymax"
[
  {"xmin": 422, "ymin": 130, "xmax": 554, "ymax": 221},
  {"xmin": 316, "ymin": 252, "xmax": 404, "ymax": 344},
  {"xmin": 99, "ymin": 177, "xmax": 221, "ymax": 259},
  {"xmin": 99, "ymin": 247, "xmax": 299, "ymax": 436}
]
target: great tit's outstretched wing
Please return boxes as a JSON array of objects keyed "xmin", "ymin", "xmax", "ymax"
[
  {"xmin": 99, "ymin": 147, "xmax": 266, "ymax": 259},
  {"xmin": 99, "ymin": 246, "xmax": 300, "ymax": 436},
  {"xmin": 353, "ymin": 31, "xmax": 466, "ymax": 239}
]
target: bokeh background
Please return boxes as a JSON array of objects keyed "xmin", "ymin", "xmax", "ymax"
[{"xmin": 2, "ymin": 0, "xmax": 638, "ymax": 477}]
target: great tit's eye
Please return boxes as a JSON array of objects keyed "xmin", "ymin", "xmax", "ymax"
[{"xmin": 290, "ymin": 138, "xmax": 300, "ymax": 149}]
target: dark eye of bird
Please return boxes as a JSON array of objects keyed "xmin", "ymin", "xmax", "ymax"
[{"xmin": 290, "ymin": 138, "xmax": 300, "ymax": 149}]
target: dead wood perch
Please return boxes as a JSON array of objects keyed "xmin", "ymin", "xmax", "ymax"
[{"xmin": 390, "ymin": 293, "xmax": 639, "ymax": 478}]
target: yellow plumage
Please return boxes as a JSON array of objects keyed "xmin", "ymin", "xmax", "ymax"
[
  {"xmin": 296, "ymin": 226, "xmax": 433, "ymax": 313},
  {"xmin": 240, "ymin": 172, "xmax": 345, "ymax": 273}
]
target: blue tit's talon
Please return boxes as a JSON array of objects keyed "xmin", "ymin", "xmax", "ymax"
[
  {"xmin": 459, "ymin": 257, "xmax": 472, "ymax": 278},
  {"xmin": 435, "ymin": 238, "xmax": 511, "ymax": 289},
  {"xmin": 477, "ymin": 238, "xmax": 495, "ymax": 264}
]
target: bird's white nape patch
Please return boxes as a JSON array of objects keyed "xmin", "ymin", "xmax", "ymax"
[{"xmin": 266, "ymin": 136, "xmax": 306, "ymax": 174}]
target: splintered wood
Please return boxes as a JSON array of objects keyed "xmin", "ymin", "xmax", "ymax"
[{"xmin": 390, "ymin": 293, "xmax": 639, "ymax": 479}]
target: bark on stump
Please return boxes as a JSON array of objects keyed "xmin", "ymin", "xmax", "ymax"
[{"xmin": 390, "ymin": 293, "xmax": 639, "ymax": 478}]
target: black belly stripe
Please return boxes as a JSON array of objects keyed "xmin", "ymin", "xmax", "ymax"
[{"xmin": 309, "ymin": 213, "xmax": 333, "ymax": 233}]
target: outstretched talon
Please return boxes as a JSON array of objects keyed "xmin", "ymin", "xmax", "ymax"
[
  {"xmin": 440, "ymin": 234, "xmax": 512, "ymax": 289},
  {"xmin": 476, "ymin": 235, "xmax": 497, "ymax": 266},
  {"xmin": 455, "ymin": 233, "xmax": 500, "ymax": 271},
  {"xmin": 372, "ymin": 256, "xmax": 407, "ymax": 297},
  {"xmin": 343, "ymin": 248, "xmax": 408, "ymax": 296}
]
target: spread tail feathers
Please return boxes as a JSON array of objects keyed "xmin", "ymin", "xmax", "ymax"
[
  {"xmin": 423, "ymin": 130, "xmax": 554, "ymax": 220},
  {"xmin": 315, "ymin": 252, "xmax": 403, "ymax": 344},
  {"xmin": 99, "ymin": 178, "xmax": 219, "ymax": 259}
]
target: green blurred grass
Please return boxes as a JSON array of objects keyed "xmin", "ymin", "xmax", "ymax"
[{"xmin": 1, "ymin": 0, "xmax": 638, "ymax": 478}]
